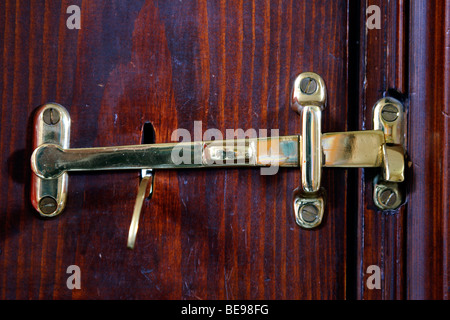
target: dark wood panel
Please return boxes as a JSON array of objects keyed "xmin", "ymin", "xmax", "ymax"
[
  {"xmin": 0, "ymin": 1, "xmax": 350, "ymax": 299},
  {"xmin": 407, "ymin": 0, "xmax": 449, "ymax": 300},
  {"xmin": 355, "ymin": 0, "xmax": 408, "ymax": 300}
]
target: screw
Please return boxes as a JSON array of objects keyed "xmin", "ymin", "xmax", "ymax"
[
  {"xmin": 299, "ymin": 204, "xmax": 319, "ymax": 223},
  {"xmin": 381, "ymin": 104, "xmax": 399, "ymax": 122},
  {"xmin": 43, "ymin": 108, "xmax": 60, "ymax": 125},
  {"xmin": 299, "ymin": 77, "xmax": 318, "ymax": 95},
  {"xmin": 378, "ymin": 188, "xmax": 398, "ymax": 208},
  {"xmin": 39, "ymin": 197, "xmax": 58, "ymax": 214}
]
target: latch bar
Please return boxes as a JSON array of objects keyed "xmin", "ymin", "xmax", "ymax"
[{"xmin": 31, "ymin": 131, "xmax": 388, "ymax": 180}]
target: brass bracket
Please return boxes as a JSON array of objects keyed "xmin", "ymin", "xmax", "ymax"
[
  {"xmin": 31, "ymin": 104, "xmax": 70, "ymax": 218},
  {"xmin": 30, "ymin": 72, "xmax": 407, "ymax": 247},
  {"xmin": 290, "ymin": 73, "xmax": 406, "ymax": 227},
  {"xmin": 372, "ymin": 97, "xmax": 406, "ymax": 210}
]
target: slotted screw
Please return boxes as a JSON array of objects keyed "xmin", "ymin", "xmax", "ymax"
[
  {"xmin": 378, "ymin": 188, "xmax": 398, "ymax": 208},
  {"xmin": 299, "ymin": 77, "xmax": 318, "ymax": 95},
  {"xmin": 39, "ymin": 197, "xmax": 58, "ymax": 214},
  {"xmin": 299, "ymin": 204, "xmax": 319, "ymax": 223},
  {"xmin": 381, "ymin": 104, "xmax": 399, "ymax": 122},
  {"xmin": 43, "ymin": 108, "xmax": 60, "ymax": 125}
]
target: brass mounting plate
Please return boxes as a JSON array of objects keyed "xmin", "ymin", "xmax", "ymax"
[
  {"xmin": 372, "ymin": 97, "xmax": 406, "ymax": 210},
  {"xmin": 31, "ymin": 103, "xmax": 70, "ymax": 217}
]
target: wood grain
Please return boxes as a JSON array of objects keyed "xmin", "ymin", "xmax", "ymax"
[
  {"xmin": 0, "ymin": 0, "xmax": 350, "ymax": 299},
  {"xmin": 407, "ymin": 0, "xmax": 450, "ymax": 300},
  {"xmin": 355, "ymin": 0, "xmax": 450, "ymax": 300},
  {"xmin": 355, "ymin": 0, "xmax": 408, "ymax": 300}
]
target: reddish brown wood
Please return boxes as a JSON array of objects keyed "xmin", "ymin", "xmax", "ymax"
[
  {"xmin": 355, "ymin": 0, "xmax": 409, "ymax": 300},
  {"xmin": 407, "ymin": 0, "xmax": 449, "ymax": 300},
  {"xmin": 0, "ymin": 0, "xmax": 351, "ymax": 299},
  {"xmin": 356, "ymin": 0, "xmax": 450, "ymax": 300}
]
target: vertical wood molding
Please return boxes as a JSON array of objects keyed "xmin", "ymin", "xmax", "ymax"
[
  {"xmin": 356, "ymin": 0, "xmax": 408, "ymax": 300},
  {"xmin": 407, "ymin": 0, "xmax": 450, "ymax": 300}
]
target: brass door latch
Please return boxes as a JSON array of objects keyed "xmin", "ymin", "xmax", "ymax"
[{"xmin": 30, "ymin": 72, "xmax": 407, "ymax": 248}]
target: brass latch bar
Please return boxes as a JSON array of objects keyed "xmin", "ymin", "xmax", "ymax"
[{"xmin": 31, "ymin": 132, "xmax": 390, "ymax": 180}]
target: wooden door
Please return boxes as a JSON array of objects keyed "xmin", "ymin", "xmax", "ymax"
[{"xmin": 0, "ymin": 0, "xmax": 448, "ymax": 300}]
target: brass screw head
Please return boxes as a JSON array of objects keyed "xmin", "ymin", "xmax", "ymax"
[
  {"xmin": 293, "ymin": 187, "xmax": 325, "ymax": 228},
  {"xmin": 299, "ymin": 77, "xmax": 318, "ymax": 95},
  {"xmin": 374, "ymin": 182, "xmax": 402, "ymax": 210},
  {"xmin": 299, "ymin": 204, "xmax": 319, "ymax": 223},
  {"xmin": 39, "ymin": 197, "xmax": 57, "ymax": 214},
  {"xmin": 378, "ymin": 189, "xmax": 398, "ymax": 207},
  {"xmin": 43, "ymin": 108, "xmax": 60, "ymax": 125},
  {"xmin": 381, "ymin": 104, "xmax": 399, "ymax": 122}
]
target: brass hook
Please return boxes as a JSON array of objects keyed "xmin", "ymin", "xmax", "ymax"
[{"xmin": 127, "ymin": 169, "xmax": 154, "ymax": 249}]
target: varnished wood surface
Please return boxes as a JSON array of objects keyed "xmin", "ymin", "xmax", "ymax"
[
  {"xmin": 0, "ymin": 1, "xmax": 350, "ymax": 299},
  {"xmin": 355, "ymin": 0, "xmax": 408, "ymax": 300},
  {"xmin": 407, "ymin": 0, "xmax": 449, "ymax": 300},
  {"xmin": 355, "ymin": 0, "xmax": 450, "ymax": 300}
]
